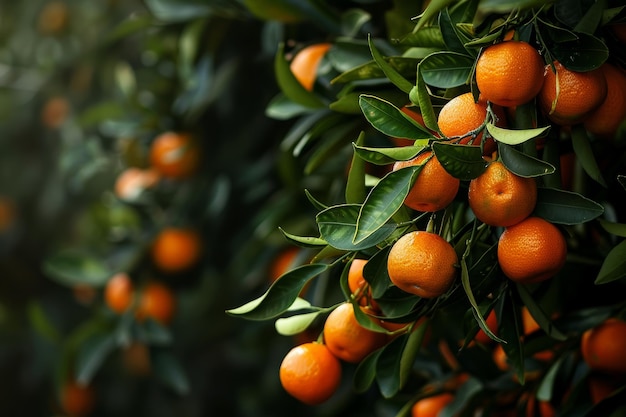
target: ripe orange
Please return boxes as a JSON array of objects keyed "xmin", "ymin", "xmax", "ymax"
[
  {"xmin": 468, "ymin": 160, "xmax": 537, "ymax": 227},
  {"xmin": 323, "ymin": 302, "xmax": 386, "ymax": 363},
  {"xmin": 114, "ymin": 168, "xmax": 160, "ymax": 201},
  {"xmin": 497, "ymin": 217, "xmax": 567, "ymax": 284},
  {"xmin": 289, "ymin": 43, "xmax": 331, "ymax": 91},
  {"xmin": 583, "ymin": 63, "xmax": 626, "ymax": 138},
  {"xmin": 387, "ymin": 230, "xmax": 459, "ymax": 298},
  {"xmin": 104, "ymin": 272, "xmax": 134, "ymax": 314},
  {"xmin": 151, "ymin": 227, "xmax": 202, "ymax": 273},
  {"xmin": 411, "ymin": 392, "xmax": 455, "ymax": 417},
  {"xmin": 122, "ymin": 342, "xmax": 152, "ymax": 376},
  {"xmin": 279, "ymin": 342, "xmax": 342, "ymax": 405},
  {"xmin": 493, "ymin": 343, "xmax": 509, "ymax": 371},
  {"xmin": 59, "ymin": 380, "xmax": 95, "ymax": 417},
  {"xmin": 269, "ymin": 246, "xmax": 299, "ymax": 283},
  {"xmin": 475, "ymin": 41, "xmax": 545, "ymax": 107},
  {"xmin": 581, "ymin": 318, "xmax": 626, "ymax": 374},
  {"xmin": 538, "ymin": 61, "xmax": 607, "ymax": 125},
  {"xmin": 348, "ymin": 258, "xmax": 378, "ymax": 308},
  {"xmin": 135, "ymin": 282, "xmax": 176, "ymax": 325},
  {"xmin": 38, "ymin": 1, "xmax": 69, "ymax": 35},
  {"xmin": 392, "ymin": 151, "xmax": 460, "ymax": 212},
  {"xmin": 474, "ymin": 309, "xmax": 498, "ymax": 345},
  {"xmin": 0, "ymin": 196, "xmax": 16, "ymax": 234},
  {"xmin": 525, "ymin": 393, "xmax": 555, "ymax": 417},
  {"xmin": 149, "ymin": 131, "xmax": 200, "ymax": 179},
  {"xmin": 41, "ymin": 96, "xmax": 70, "ymax": 129}
]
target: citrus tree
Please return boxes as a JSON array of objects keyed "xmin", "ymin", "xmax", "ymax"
[{"xmin": 229, "ymin": 0, "xmax": 626, "ymax": 416}]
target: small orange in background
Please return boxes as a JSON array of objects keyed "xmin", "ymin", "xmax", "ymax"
[
  {"xmin": 474, "ymin": 309, "xmax": 498, "ymax": 345},
  {"xmin": 104, "ymin": 272, "xmax": 134, "ymax": 314},
  {"xmin": 411, "ymin": 392, "xmax": 455, "ymax": 417},
  {"xmin": 151, "ymin": 227, "xmax": 202, "ymax": 274},
  {"xmin": 37, "ymin": 1, "xmax": 70, "ymax": 35},
  {"xmin": 497, "ymin": 217, "xmax": 567, "ymax": 284},
  {"xmin": 59, "ymin": 379, "xmax": 95, "ymax": 417},
  {"xmin": 392, "ymin": 105, "xmax": 438, "ymax": 146},
  {"xmin": 475, "ymin": 40, "xmax": 545, "ymax": 107},
  {"xmin": 468, "ymin": 160, "xmax": 537, "ymax": 227},
  {"xmin": 268, "ymin": 246, "xmax": 299, "ymax": 283},
  {"xmin": 135, "ymin": 282, "xmax": 176, "ymax": 325},
  {"xmin": 289, "ymin": 43, "xmax": 332, "ymax": 91},
  {"xmin": 347, "ymin": 258, "xmax": 378, "ymax": 309},
  {"xmin": 581, "ymin": 318, "xmax": 626, "ymax": 374},
  {"xmin": 392, "ymin": 151, "xmax": 460, "ymax": 213},
  {"xmin": 493, "ymin": 343, "xmax": 509, "ymax": 371},
  {"xmin": 524, "ymin": 393, "xmax": 555, "ymax": 417},
  {"xmin": 149, "ymin": 131, "xmax": 200, "ymax": 179},
  {"xmin": 41, "ymin": 96, "xmax": 70, "ymax": 129},
  {"xmin": 122, "ymin": 342, "xmax": 152, "ymax": 377},
  {"xmin": 323, "ymin": 302, "xmax": 386, "ymax": 363},
  {"xmin": 583, "ymin": 63, "xmax": 626, "ymax": 138},
  {"xmin": 279, "ymin": 342, "xmax": 342, "ymax": 405},
  {"xmin": 114, "ymin": 168, "xmax": 160, "ymax": 201},
  {"xmin": 538, "ymin": 61, "xmax": 607, "ymax": 125},
  {"xmin": 387, "ymin": 230, "xmax": 458, "ymax": 298}
]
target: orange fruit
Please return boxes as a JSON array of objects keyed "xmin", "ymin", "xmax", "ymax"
[
  {"xmin": 588, "ymin": 373, "xmax": 621, "ymax": 404},
  {"xmin": 493, "ymin": 343, "xmax": 509, "ymax": 371},
  {"xmin": 135, "ymin": 282, "xmax": 176, "ymax": 325},
  {"xmin": 411, "ymin": 392, "xmax": 455, "ymax": 417},
  {"xmin": 59, "ymin": 380, "xmax": 95, "ymax": 417},
  {"xmin": 475, "ymin": 41, "xmax": 545, "ymax": 107},
  {"xmin": 387, "ymin": 230, "xmax": 459, "ymax": 298},
  {"xmin": 279, "ymin": 342, "xmax": 342, "ymax": 405},
  {"xmin": 474, "ymin": 309, "xmax": 498, "ymax": 345},
  {"xmin": 0, "ymin": 196, "xmax": 16, "ymax": 234},
  {"xmin": 584, "ymin": 63, "xmax": 626, "ymax": 138},
  {"xmin": 38, "ymin": 1, "xmax": 69, "ymax": 35},
  {"xmin": 525, "ymin": 394, "xmax": 556, "ymax": 417},
  {"xmin": 437, "ymin": 92, "xmax": 504, "ymax": 155},
  {"xmin": 468, "ymin": 160, "xmax": 537, "ymax": 227},
  {"xmin": 269, "ymin": 246, "xmax": 299, "ymax": 283},
  {"xmin": 538, "ymin": 61, "xmax": 607, "ymax": 125},
  {"xmin": 41, "ymin": 96, "xmax": 70, "ymax": 129},
  {"xmin": 151, "ymin": 228, "xmax": 202, "ymax": 273},
  {"xmin": 114, "ymin": 168, "xmax": 160, "ymax": 201},
  {"xmin": 149, "ymin": 131, "xmax": 200, "ymax": 179},
  {"xmin": 581, "ymin": 318, "xmax": 626, "ymax": 374},
  {"xmin": 289, "ymin": 43, "xmax": 331, "ymax": 91},
  {"xmin": 104, "ymin": 272, "xmax": 134, "ymax": 314},
  {"xmin": 347, "ymin": 258, "xmax": 379, "ymax": 308},
  {"xmin": 122, "ymin": 342, "xmax": 152, "ymax": 376},
  {"xmin": 323, "ymin": 302, "xmax": 386, "ymax": 363},
  {"xmin": 497, "ymin": 217, "xmax": 567, "ymax": 284},
  {"xmin": 392, "ymin": 151, "xmax": 460, "ymax": 212}
]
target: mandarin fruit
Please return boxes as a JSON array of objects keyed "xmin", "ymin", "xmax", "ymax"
[
  {"xmin": 581, "ymin": 318, "xmax": 626, "ymax": 374},
  {"xmin": 269, "ymin": 246, "xmax": 300, "ymax": 283},
  {"xmin": 538, "ymin": 61, "xmax": 607, "ymax": 125},
  {"xmin": 151, "ymin": 227, "xmax": 202, "ymax": 273},
  {"xmin": 104, "ymin": 272, "xmax": 134, "ymax": 314},
  {"xmin": 387, "ymin": 231, "xmax": 458, "ymax": 298},
  {"xmin": 279, "ymin": 342, "xmax": 342, "ymax": 405},
  {"xmin": 411, "ymin": 392, "xmax": 455, "ymax": 417},
  {"xmin": 347, "ymin": 258, "xmax": 373, "ymax": 307},
  {"xmin": 289, "ymin": 43, "xmax": 331, "ymax": 91},
  {"xmin": 468, "ymin": 160, "xmax": 537, "ymax": 227},
  {"xmin": 497, "ymin": 217, "xmax": 567, "ymax": 284},
  {"xmin": 149, "ymin": 131, "xmax": 200, "ymax": 179},
  {"xmin": 475, "ymin": 40, "xmax": 545, "ymax": 107},
  {"xmin": 59, "ymin": 380, "xmax": 95, "ymax": 417},
  {"xmin": 583, "ymin": 63, "xmax": 626, "ymax": 138},
  {"xmin": 474, "ymin": 309, "xmax": 498, "ymax": 345},
  {"xmin": 135, "ymin": 282, "xmax": 176, "ymax": 325},
  {"xmin": 323, "ymin": 302, "xmax": 386, "ymax": 363},
  {"xmin": 392, "ymin": 151, "xmax": 460, "ymax": 212}
]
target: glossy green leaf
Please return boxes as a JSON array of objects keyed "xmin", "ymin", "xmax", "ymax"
[
  {"xmin": 330, "ymin": 89, "xmax": 410, "ymax": 115},
  {"xmin": 353, "ymin": 301, "xmax": 388, "ymax": 332},
  {"xmin": 414, "ymin": 0, "xmax": 457, "ymax": 31},
  {"xmin": 396, "ymin": 26, "xmax": 446, "ymax": 48},
  {"xmin": 534, "ymin": 187, "xmax": 605, "ymax": 225},
  {"xmin": 412, "ymin": 63, "xmax": 439, "ymax": 133},
  {"xmin": 375, "ymin": 334, "xmax": 408, "ymax": 398},
  {"xmin": 42, "ymin": 250, "xmax": 111, "ymax": 288},
  {"xmin": 353, "ymin": 166, "xmax": 421, "ymax": 245},
  {"xmin": 152, "ymin": 348, "xmax": 190, "ymax": 395},
  {"xmin": 598, "ymin": 220, "xmax": 626, "ymax": 238},
  {"xmin": 419, "ymin": 51, "xmax": 475, "ymax": 88},
  {"xmin": 486, "ymin": 123, "xmax": 550, "ymax": 146},
  {"xmin": 266, "ymin": 93, "xmax": 313, "ymax": 120},
  {"xmin": 571, "ymin": 125, "xmax": 607, "ymax": 187},
  {"xmin": 499, "ymin": 144, "xmax": 556, "ymax": 178},
  {"xmin": 274, "ymin": 43, "xmax": 326, "ymax": 109},
  {"xmin": 75, "ymin": 332, "xmax": 117, "ymax": 385},
  {"xmin": 363, "ymin": 247, "xmax": 393, "ymax": 299},
  {"xmin": 536, "ymin": 354, "xmax": 566, "ymax": 401},
  {"xmin": 275, "ymin": 309, "xmax": 322, "ymax": 336},
  {"xmin": 549, "ymin": 31, "xmax": 609, "ymax": 71},
  {"xmin": 595, "ymin": 240, "xmax": 626, "ymax": 284},
  {"xmin": 225, "ymin": 264, "xmax": 328, "ymax": 320},
  {"xmin": 353, "ymin": 349, "xmax": 382, "ymax": 393},
  {"xmin": 278, "ymin": 228, "xmax": 328, "ymax": 248},
  {"xmin": 353, "ymin": 143, "xmax": 427, "ymax": 166},
  {"xmin": 317, "ymin": 204, "xmax": 397, "ymax": 251},
  {"xmin": 368, "ymin": 34, "xmax": 413, "ymax": 94},
  {"xmin": 359, "ymin": 95, "xmax": 434, "ymax": 139},
  {"xmin": 432, "ymin": 142, "xmax": 488, "ymax": 181},
  {"xmin": 439, "ymin": 7, "xmax": 470, "ymax": 54},
  {"xmin": 331, "ymin": 57, "xmax": 421, "ymax": 84},
  {"xmin": 303, "ymin": 189, "xmax": 329, "ymax": 212},
  {"xmin": 346, "ymin": 132, "xmax": 367, "ymax": 204}
]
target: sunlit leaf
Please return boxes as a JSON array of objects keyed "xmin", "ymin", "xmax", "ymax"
[
  {"xmin": 359, "ymin": 95, "xmax": 434, "ymax": 139},
  {"xmin": 419, "ymin": 51, "xmax": 475, "ymax": 88},
  {"xmin": 353, "ymin": 143, "xmax": 426, "ymax": 166},
  {"xmin": 278, "ymin": 228, "xmax": 328, "ymax": 248},
  {"xmin": 534, "ymin": 187, "xmax": 604, "ymax": 225},
  {"xmin": 486, "ymin": 123, "xmax": 550, "ymax": 146},
  {"xmin": 346, "ymin": 132, "xmax": 367, "ymax": 204},
  {"xmin": 275, "ymin": 310, "xmax": 322, "ymax": 336},
  {"xmin": 414, "ymin": 0, "xmax": 457, "ymax": 31},
  {"xmin": 598, "ymin": 219, "xmax": 626, "ymax": 238}
]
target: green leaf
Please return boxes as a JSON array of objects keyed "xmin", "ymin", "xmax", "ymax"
[
  {"xmin": 359, "ymin": 95, "xmax": 434, "ymax": 140},
  {"xmin": 573, "ymin": 0, "xmax": 607, "ymax": 34},
  {"xmin": 317, "ymin": 205, "xmax": 398, "ymax": 251},
  {"xmin": 432, "ymin": 142, "xmax": 488, "ymax": 181},
  {"xmin": 549, "ymin": 31, "xmax": 609, "ymax": 72},
  {"xmin": 479, "ymin": 0, "xmax": 554, "ymax": 13},
  {"xmin": 571, "ymin": 125, "xmax": 607, "ymax": 187},
  {"xmin": 274, "ymin": 43, "xmax": 326, "ymax": 109},
  {"xmin": 486, "ymin": 123, "xmax": 550, "ymax": 146},
  {"xmin": 346, "ymin": 132, "xmax": 367, "ymax": 204},
  {"xmin": 152, "ymin": 348, "xmax": 190, "ymax": 395},
  {"xmin": 598, "ymin": 220, "xmax": 626, "ymax": 238},
  {"xmin": 144, "ymin": 0, "xmax": 211, "ymax": 22},
  {"xmin": 363, "ymin": 247, "xmax": 393, "ymax": 299},
  {"xmin": 412, "ymin": 64, "xmax": 439, "ymax": 133},
  {"xmin": 353, "ymin": 166, "xmax": 420, "ymax": 245},
  {"xmin": 42, "ymin": 250, "xmax": 111, "ymax": 288},
  {"xmin": 368, "ymin": 35, "xmax": 413, "ymax": 94},
  {"xmin": 330, "ymin": 89, "xmax": 410, "ymax": 115},
  {"xmin": 331, "ymin": 57, "xmax": 421, "ymax": 84},
  {"xmin": 516, "ymin": 284, "xmax": 567, "ymax": 341},
  {"xmin": 419, "ymin": 51, "xmax": 475, "ymax": 88},
  {"xmin": 534, "ymin": 187, "xmax": 605, "ymax": 225},
  {"xmin": 414, "ymin": 0, "xmax": 457, "ymax": 31},
  {"xmin": 353, "ymin": 143, "xmax": 427, "ymax": 166},
  {"xmin": 278, "ymin": 228, "xmax": 328, "ymax": 248},
  {"xmin": 136, "ymin": 319, "xmax": 172, "ymax": 346},
  {"xmin": 28, "ymin": 302, "xmax": 61, "ymax": 343},
  {"xmin": 536, "ymin": 354, "xmax": 566, "ymax": 402},
  {"xmin": 275, "ymin": 308, "xmax": 323, "ymax": 336},
  {"xmin": 498, "ymin": 294, "xmax": 526, "ymax": 385},
  {"xmin": 266, "ymin": 93, "xmax": 313, "ymax": 120},
  {"xmin": 225, "ymin": 264, "xmax": 328, "ymax": 320},
  {"xmin": 375, "ymin": 334, "xmax": 408, "ymax": 398},
  {"xmin": 499, "ymin": 144, "xmax": 556, "ymax": 178},
  {"xmin": 75, "ymin": 332, "xmax": 117, "ymax": 385},
  {"xmin": 438, "ymin": 7, "xmax": 470, "ymax": 54},
  {"xmin": 353, "ymin": 349, "xmax": 382, "ymax": 393},
  {"xmin": 396, "ymin": 26, "xmax": 446, "ymax": 48},
  {"xmin": 595, "ymin": 240, "xmax": 626, "ymax": 284}
]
